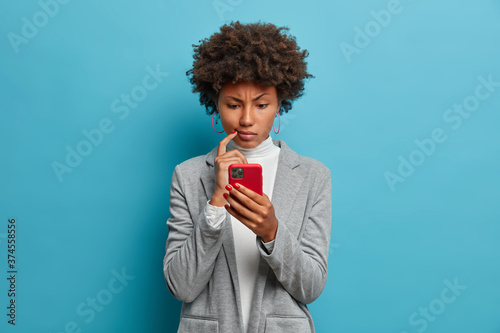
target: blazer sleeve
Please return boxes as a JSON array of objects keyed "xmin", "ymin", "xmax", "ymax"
[
  {"xmin": 258, "ymin": 165, "xmax": 332, "ymax": 304},
  {"xmin": 163, "ymin": 164, "xmax": 226, "ymax": 303}
]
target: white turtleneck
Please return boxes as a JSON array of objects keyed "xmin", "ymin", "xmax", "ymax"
[{"xmin": 203, "ymin": 135, "xmax": 281, "ymax": 333}]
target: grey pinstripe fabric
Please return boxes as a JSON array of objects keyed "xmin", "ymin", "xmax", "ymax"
[{"xmin": 163, "ymin": 140, "xmax": 332, "ymax": 333}]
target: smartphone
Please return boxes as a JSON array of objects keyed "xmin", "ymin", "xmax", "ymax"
[{"xmin": 228, "ymin": 163, "xmax": 263, "ymax": 196}]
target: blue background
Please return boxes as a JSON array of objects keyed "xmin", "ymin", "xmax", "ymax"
[{"xmin": 1, "ymin": 0, "xmax": 499, "ymax": 332}]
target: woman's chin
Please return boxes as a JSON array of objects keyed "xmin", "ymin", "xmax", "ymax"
[{"xmin": 234, "ymin": 137, "xmax": 260, "ymax": 148}]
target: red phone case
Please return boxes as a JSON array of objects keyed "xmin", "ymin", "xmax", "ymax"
[{"xmin": 228, "ymin": 163, "xmax": 263, "ymax": 195}]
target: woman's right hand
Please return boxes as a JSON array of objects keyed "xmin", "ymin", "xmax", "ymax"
[{"xmin": 209, "ymin": 130, "xmax": 247, "ymax": 207}]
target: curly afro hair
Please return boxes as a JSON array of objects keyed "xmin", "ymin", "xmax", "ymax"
[{"xmin": 186, "ymin": 21, "xmax": 314, "ymax": 116}]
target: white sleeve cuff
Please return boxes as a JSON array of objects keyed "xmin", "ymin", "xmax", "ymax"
[
  {"xmin": 204, "ymin": 200, "xmax": 226, "ymax": 229},
  {"xmin": 261, "ymin": 239, "xmax": 275, "ymax": 254}
]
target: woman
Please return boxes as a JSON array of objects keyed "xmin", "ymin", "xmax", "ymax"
[{"xmin": 163, "ymin": 21, "xmax": 332, "ymax": 333}]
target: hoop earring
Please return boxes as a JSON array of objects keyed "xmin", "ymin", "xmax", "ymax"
[
  {"xmin": 273, "ymin": 110, "xmax": 280, "ymax": 134},
  {"xmin": 212, "ymin": 111, "xmax": 225, "ymax": 133}
]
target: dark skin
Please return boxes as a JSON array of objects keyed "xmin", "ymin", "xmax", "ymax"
[{"xmin": 208, "ymin": 81, "xmax": 280, "ymax": 242}]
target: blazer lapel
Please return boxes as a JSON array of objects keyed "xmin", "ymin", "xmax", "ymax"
[
  {"xmin": 269, "ymin": 140, "xmax": 303, "ymax": 228},
  {"xmin": 200, "ymin": 139, "xmax": 303, "ymax": 233},
  {"xmin": 201, "ymin": 139, "xmax": 304, "ymax": 332},
  {"xmin": 200, "ymin": 146, "xmax": 242, "ymax": 315},
  {"xmin": 249, "ymin": 140, "xmax": 304, "ymax": 332}
]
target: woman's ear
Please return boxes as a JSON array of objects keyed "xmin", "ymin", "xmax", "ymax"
[{"xmin": 215, "ymin": 94, "xmax": 220, "ymax": 111}]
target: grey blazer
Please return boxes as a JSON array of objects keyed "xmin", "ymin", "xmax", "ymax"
[{"xmin": 163, "ymin": 139, "xmax": 332, "ymax": 333}]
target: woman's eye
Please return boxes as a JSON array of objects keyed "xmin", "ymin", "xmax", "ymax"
[
  {"xmin": 257, "ymin": 104, "xmax": 269, "ymax": 109},
  {"xmin": 227, "ymin": 104, "xmax": 238, "ymax": 109}
]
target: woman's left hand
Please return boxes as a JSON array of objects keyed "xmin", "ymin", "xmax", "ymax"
[{"xmin": 223, "ymin": 183, "xmax": 278, "ymax": 243}]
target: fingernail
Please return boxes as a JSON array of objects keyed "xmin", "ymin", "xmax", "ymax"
[
  {"xmin": 234, "ymin": 183, "xmax": 240, "ymax": 189},
  {"xmin": 223, "ymin": 193, "xmax": 228, "ymax": 199},
  {"xmin": 232, "ymin": 130, "xmax": 237, "ymax": 134},
  {"xmin": 224, "ymin": 204, "xmax": 229, "ymax": 209},
  {"xmin": 225, "ymin": 184, "xmax": 233, "ymax": 191}
]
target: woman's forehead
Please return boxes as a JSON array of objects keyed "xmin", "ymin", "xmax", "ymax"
[{"xmin": 220, "ymin": 81, "xmax": 277, "ymax": 95}]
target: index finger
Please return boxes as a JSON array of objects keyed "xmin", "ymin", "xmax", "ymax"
[
  {"xmin": 217, "ymin": 130, "xmax": 238, "ymax": 156},
  {"xmin": 232, "ymin": 183, "xmax": 265, "ymax": 201}
]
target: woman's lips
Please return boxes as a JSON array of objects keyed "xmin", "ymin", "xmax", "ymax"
[{"xmin": 237, "ymin": 131, "xmax": 257, "ymax": 141}]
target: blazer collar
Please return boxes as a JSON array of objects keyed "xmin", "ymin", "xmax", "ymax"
[{"xmin": 200, "ymin": 139, "xmax": 303, "ymax": 222}]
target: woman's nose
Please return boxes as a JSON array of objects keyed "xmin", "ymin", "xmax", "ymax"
[{"xmin": 239, "ymin": 106, "xmax": 254, "ymax": 125}]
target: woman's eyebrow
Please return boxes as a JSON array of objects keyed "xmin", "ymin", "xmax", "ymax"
[{"xmin": 226, "ymin": 93, "xmax": 270, "ymax": 102}]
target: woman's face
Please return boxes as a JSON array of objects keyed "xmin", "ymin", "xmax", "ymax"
[{"xmin": 217, "ymin": 81, "xmax": 280, "ymax": 149}]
